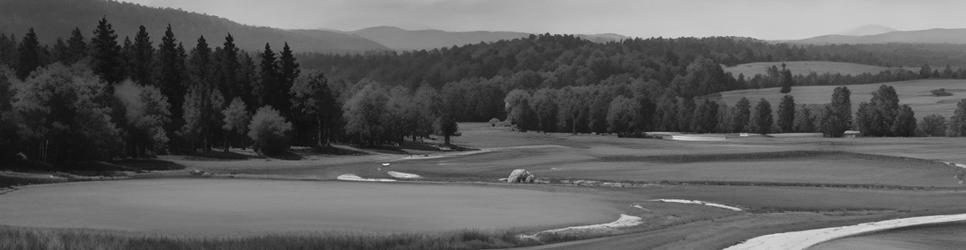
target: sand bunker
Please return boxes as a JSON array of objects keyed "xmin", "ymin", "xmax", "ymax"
[
  {"xmin": 649, "ymin": 199, "xmax": 743, "ymax": 211},
  {"xmin": 724, "ymin": 213, "xmax": 966, "ymax": 250},
  {"xmin": 336, "ymin": 174, "xmax": 396, "ymax": 182},
  {"xmin": 520, "ymin": 214, "xmax": 643, "ymax": 240},
  {"xmin": 386, "ymin": 171, "xmax": 421, "ymax": 179}
]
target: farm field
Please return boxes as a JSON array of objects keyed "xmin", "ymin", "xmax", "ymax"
[
  {"xmin": 722, "ymin": 61, "xmax": 914, "ymax": 77},
  {"xmin": 717, "ymin": 79, "xmax": 966, "ymax": 117}
]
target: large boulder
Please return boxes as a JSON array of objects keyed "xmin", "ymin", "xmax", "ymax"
[{"xmin": 507, "ymin": 169, "xmax": 535, "ymax": 183}]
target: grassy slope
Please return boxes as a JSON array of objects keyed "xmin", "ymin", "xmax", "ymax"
[
  {"xmin": 722, "ymin": 61, "xmax": 914, "ymax": 77},
  {"xmin": 717, "ymin": 79, "xmax": 966, "ymax": 117}
]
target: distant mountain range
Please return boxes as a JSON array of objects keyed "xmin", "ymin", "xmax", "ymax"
[
  {"xmin": 0, "ymin": 0, "xmax": 389, "ymax": 53},
  {"xmin": 345, "ymin": 26, "xmax": 627, "ymax": 51},
  {"xmin": 788, "ymin": 25, "xmax": 966, "ymax": 45},
  {"xmin": 0, "ymin": 0, "xmax": 629, "ymax": 54}
]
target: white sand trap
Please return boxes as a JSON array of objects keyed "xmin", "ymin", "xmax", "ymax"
[
  {"xmin": 336, "ymin": 174, "xmax": 396, "ymax": 182},
  {"xmin": 520, "ymin": 214, "xmax": 643, "ymax": 240},
  {"xmin": 650, "ymin": 199, "xmax": 743, "ymax": 211},
  {"xmin": 669, "ymin": 135, "xmax": 727, "ymax": 141},
  {"xmin": 386, "ymin": 171, "xmax": 421, "ymax": 179},
  {"xmin": 0, "ymin": 179, "xmax": 614, "ymax": 236},
  {"xmin": 724, "ymin": 213, "xmax": 966, "ymax": 250},
  {"xmin": 941, "ymin": 161, "xmax": 966, "ymax": 168}
]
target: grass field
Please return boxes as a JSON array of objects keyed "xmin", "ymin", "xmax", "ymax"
[
  {"xmin": 717, "ymin": 79, "xmax": 966, "ymax": 117},
  {"xmin": 810, "ymin": 222, "xmax": 966, "ymax": 250},
  {"xmin": 722, "ymin": 61, "xmax": 914, "ymax": 77},
  {"xmin": 0, "ymin": 179, "xmax": 617, "ymax": 236},
  {"xmin": 3, "ymin": 123, "xmax": 966, "ymax": 249}
]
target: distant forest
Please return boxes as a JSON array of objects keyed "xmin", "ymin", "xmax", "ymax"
[{"xmin": 3, "ymin": 17, "xmax": 966, "ymax": 167}]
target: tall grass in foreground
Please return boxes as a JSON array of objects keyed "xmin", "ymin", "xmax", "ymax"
[{"xmin": 0, "ymin": 226, "xmax": 541, "ymax": 250}]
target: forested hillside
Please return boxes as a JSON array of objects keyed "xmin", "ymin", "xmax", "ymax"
[
  {"xmin": 4, "ymin": 13, "xmax": 966, "ymax": 169},
  {"xmin": 0, "ymin": 0, "xmax": 388, "ymax": 53}
]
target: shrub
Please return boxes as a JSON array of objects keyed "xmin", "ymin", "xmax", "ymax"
[{"xmin": 247, "ymin": 106, "xmax": 292, "ymax": 155}]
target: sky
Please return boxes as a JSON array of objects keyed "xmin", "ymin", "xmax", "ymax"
[{"xmin": 122, "ymin": 0, "xmax": 966, "ymax": 40}]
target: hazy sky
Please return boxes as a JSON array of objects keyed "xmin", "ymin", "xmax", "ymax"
[{"xmin": 123, "ymin": 0, "xmax": 966, "ymax": 40}]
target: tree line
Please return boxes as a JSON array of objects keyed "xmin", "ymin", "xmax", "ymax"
[{"xmin": 0, "ymin": 18, "xmax": 462, "ymax": 166}]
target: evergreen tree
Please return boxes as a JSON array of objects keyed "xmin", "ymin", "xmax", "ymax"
[
  {"xmin": 188, "ymin": 36, "xmax": 212, "ymax": 86},
  {"xmin": 15, "ymin": 28, "xmax": 41, "ymax": 80},
  {"xmin": 258, "ymin": 43, "xmax": 280, "ymax": 111},
  {"xmin": 52, "ymin": 38, "xmax": 69, "ymax": 64},
  {"xmin": 156, "ymin": 25, "xmax": 187, "ymax": 138},
  {"xmin": 750, "ymin": 98, "xmax": 773, "ymax": 134},
  {"xmin": 779, "ymin": 66, "xmax": 793, "ymax": 93},
  {"xmin": 949, "ymin": 99, "xmax": 966, "ymax": 137},
  {"xmin": 291, "ymin": 72, "xmax": 340, "ymax": 146},
  {"xmin": 732, "ymin": 97, "xmax": 751, "ymax": 132},
  {"xmin": 794, "ymin": 104, "xmax": 816, "ymax": 132},
  {"xmin": 131, "ymin": 25, "xmax": 154, "ymax": 85},
  {"xmin": 90, "ymin": 17, "xmax": 124, "ymax": 84},
  {"xmin": 277, "ymin": 43, "xmax": 299, "ymax": 117},
  {"xmin": 216, "ymin": 34, "xmax": 240, "ymax": 101},
  {"xmin": 692, "ymin": 99, "xmax": 719, "ymax": 133},
  {"xmin": 777, "ymin": 95, "xmax": 795, "ymax": 132},
  {"xmin": 65, "ymin": 27, "xmax": 87, "ymax": 64}
]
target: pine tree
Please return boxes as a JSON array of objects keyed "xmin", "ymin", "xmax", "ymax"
[
  {"xmin": 15, "ymin": 28, "xmax": 41, "ymax": 80},
  {"xmin": 216, "ymin": 34, "xmax": 240, "ymax": 101},
  {"xmin": 777, "ymin": 95, "xmax": 795, "ymax": 132},
  {"xmin": 750, "ymin": 98, "xmax": 773, "ymax": 134},
  {"xmin": 277, "ymin": 42, "xmax": 299, "ymax": 117},
  {"xmin": 131, "ymin": 25, "xmax": 154, "ymax": 85},
  {"xmin": 258, "ymin": 43, "xmax": 280, "ymax": 111},
  {"xmin": 779, "ymin": 67, "xmax": 793, "ymax": 94},
  {"xmin": 156, "ymin": 25, "xmax": 187, "ymax": 137},
  {"xmin": 732, "ymin": 97, "xmax": 751, "ymax": 132},
  {"xmin": 91, "ymin": 17, "xmax": 124, "ymax": 84},
  {"xmin": 52, "ymin": 38, "xmax": 69, "ymax": 64},
  {"xmin": 794, "ymin": 104, "xmax": 816, "ymax": 132},
  {"xmin": 66, "ymin": 27, "xmax": 88, "ymax": 64}
]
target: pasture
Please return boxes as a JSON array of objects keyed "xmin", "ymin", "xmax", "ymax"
[
  {"xmin": 717, "ymin": 79, "xmax": 966, "ymax": 117},
  {"xmin": 722, "ymin": 61, "xmax": 914, "ymax": 77}
]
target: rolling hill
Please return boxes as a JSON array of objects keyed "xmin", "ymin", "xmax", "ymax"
[
  {"xmin": 723, "ymin": 61, "xmax": 915, "ymax": 77},
  {"xmin": 0, "ymin": 0, "xmax": 388, "ymax": 53},
  {"xmin": 350, "ymin": 26, "xmax": 627, "ymax": 51},
  {"xmin": 351, "ymin": 26, "xmax": 530, "ymax": 51},
  {"xmin": 717, "ymin": 79, "xmax": 965, "ymax": 117},
  {"xmin": 791, "ymin": 28, "xmax": 966, "ymax": 45}
]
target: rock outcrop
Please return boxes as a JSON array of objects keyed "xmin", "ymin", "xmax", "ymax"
[{"xmin": 507, "ymin": 169, "xmax": 535, "ymax": 183}]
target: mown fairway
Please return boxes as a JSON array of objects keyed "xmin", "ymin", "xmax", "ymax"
[
  {"xmin": 722, "ymin": 61, "xmax": 913, "ymax": 77},
  {"xmin": 718, "ymin": 79, "xmax": 966, "ymax": 117},
  {"xmin": 0, "ymin": 179, "xmax": 615, "ymax": 236},
  {"xmin": 3, "ymin": 123, "xmax": 966, "ymax": 249}
]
